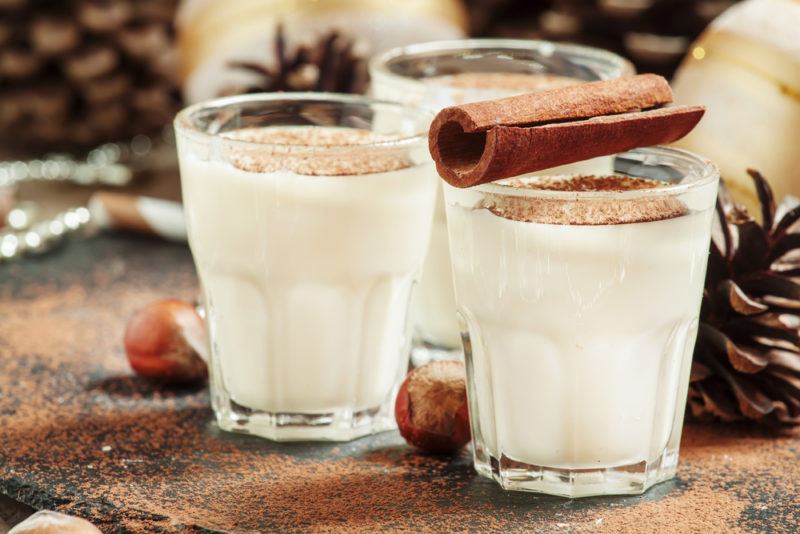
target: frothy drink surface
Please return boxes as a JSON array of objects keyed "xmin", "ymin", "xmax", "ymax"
[
  {"xmin": 515, "ymin": 175, "xmax": 667, "ymax": 192},
  {"xmin": 223, "ymin": 126, "xmax": 412, "ymax": 176},
  {"xmin": 483, "ymin": 175, "xmax": 688, "ymax": 225}
]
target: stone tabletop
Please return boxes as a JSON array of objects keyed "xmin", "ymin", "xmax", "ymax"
[{"xmin": 0, "ymin": 234, "xmax": 798, "ymax": 533}]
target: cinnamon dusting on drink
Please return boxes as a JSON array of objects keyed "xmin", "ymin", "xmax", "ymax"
[
  {"xmin": 508, "ymin": 175, "xmax": 670, "ymax": 192},
  {"xmin": 482, "ymin": 175, "xmax": 688, "ymax": 225},
  {"xmin": 223, "ymin": 127, "xmax": 414, "ymax": 176}
]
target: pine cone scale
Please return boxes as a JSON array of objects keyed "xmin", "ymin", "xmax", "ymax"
[
  {"xmin": 773, "ymin": 206, "xmax": 800, "ymax": 238},
  {"xmin": 699, "ymin": 324, "xmax": 769, "ymax": 373},
  {"xmin": 738, "ymin": 273, "xmax": 800, "ymax": 302},
  {"xmin": 732, "ymin": 221, "xmax": 770, "ymax": 273},
  {"xmin": 770, "ymin": 234, "xmax": 800, "ymax": 264},
  {"xmin": 718, "ymin": 364, "xmax": 781, "ymax": 419},
  {"xmin": 718, "ymin": 279, "xmax": 767, "ymax": 315},
  {"xmin": 690, "ymin": 379, "xmax": 741, "ymax": 422},
  {"xmin": 766, "ymin": 349, "xmax": 800, "ymax": 373},
  {"xmin": 750, "ymin": 169, "xmax": 776, "ymax": 230}
]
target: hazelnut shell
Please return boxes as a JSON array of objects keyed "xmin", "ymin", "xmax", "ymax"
[
  {"xmin": 124, "ymin": 299, "xmax": 208, "ymax": 384},
  {"xmin": 395, "ymin": 361, "xmax": 471, "ymax": 454}
]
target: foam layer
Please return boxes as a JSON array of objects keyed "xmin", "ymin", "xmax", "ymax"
[
  {"xmin": 482, "ymin": 175, "xmax": 688, "ymax": 225},
  {"xmin": 222, "ymin": 126, "xmax": 413, "ymax": 176}
]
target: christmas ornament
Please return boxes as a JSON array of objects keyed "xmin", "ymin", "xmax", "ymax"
[
  {"xmin": 0, "ymin": 131, "xmax": 173, "ymax": 262},
  {"xmin": 177, "ymin": 0, "xmax": 467, "ymax": 102},
  {"xmin": 690, "ymin": 170, "xmax": 800, "ymax": 426},
  {"xmin": 0, "ymin": 0, "xmax": 182, "ymax": 153},
  {"xmin": 672, "ymin": 0, "xmax": 800, "ymax": 215}
]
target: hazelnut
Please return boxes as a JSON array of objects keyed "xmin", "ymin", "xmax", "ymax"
[
  {"xmin": 395, "ymin": 360, "xmax": 471, "ymax": 454},
  {"xmin": 9, "ymin": 511, "xmax": 101, "ymax": 534},
  {"xmin": 124, "ymin": 299, "xmax": 208, "ymax": 384}
]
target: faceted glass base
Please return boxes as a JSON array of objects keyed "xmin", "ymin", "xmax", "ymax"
[
  {"xmin": 474, "ymin": 447, "xmax": 680, "ymax": 498},
  {"xmin": 212, "ymin": 393, "xmax": 396, "ymax": 442}
]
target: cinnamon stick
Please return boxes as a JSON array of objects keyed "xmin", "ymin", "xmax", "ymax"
[{"xmin": 428, "ymin": 74, "xmax": 705, "ymax": 188}]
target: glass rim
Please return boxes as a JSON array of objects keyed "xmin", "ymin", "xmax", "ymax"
[
  {"xmin": 369, "ymin": 38, "xmax": 635, "ymax": 87},
  {"xmin": 470, "ymin": 147, "xmax": 720, "ymax": 200},
  {"xmin": 173, "ymin": 92, "xmax": 434, "ymax": 153}
]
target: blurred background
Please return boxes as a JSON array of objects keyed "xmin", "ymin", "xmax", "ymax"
[
  {"xmin": 0, "ymin": 0, "xmax": 740, "ymax": 154},
  {"xmin": 0, "ymin": 0, "xmax": 797, "ymax": 251}
]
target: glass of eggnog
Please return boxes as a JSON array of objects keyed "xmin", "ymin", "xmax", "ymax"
[
  {"xmin": 174, "ymin": 94, "xmax": 437, "ymax": 441},
  {"xmin": 444, "ymin": 147, "xmax": 719, "ymax": 497},
  {"xmin": 370, "ymin": 39, "xmax": 634, "ymax": 365}
]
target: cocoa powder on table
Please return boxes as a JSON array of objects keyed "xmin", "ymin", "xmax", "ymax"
[{"xmin": 0, "ymin": 237, "xmax": 797, "ymax": 532}]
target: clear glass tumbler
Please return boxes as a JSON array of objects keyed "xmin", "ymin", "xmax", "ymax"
[
  {"xmin": 370, "ymin": 39, "xmax": 634, "ymax": 364},
  {"xmin": 444, "ymin": 147, "xmax": 719, "ymax": 497},
  {"xmin": 174, "ymin": 94, "xmax": 437, "ymax": 441}
]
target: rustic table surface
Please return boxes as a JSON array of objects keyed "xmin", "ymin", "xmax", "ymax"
[{"xmin": 0, "ymin": 233, "xmax": 798, "ymax": 533}]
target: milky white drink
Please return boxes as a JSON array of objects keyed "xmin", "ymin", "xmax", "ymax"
[
  {"xmin": 416, "ymin": 74, "xmax": 617, "ymax": 352},
  {"xmin": 371, "ymin": 41, "xmax": 633, "ymax": 358},
  {"xmin": 176, "ymin": 95, "xmax": 436, "ymax": 442},
  {"xmin": 444, "ymin": 150, "xmax": 719, "ymax": 497}
]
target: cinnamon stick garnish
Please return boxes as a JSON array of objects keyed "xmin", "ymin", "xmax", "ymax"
[{"xmin": 428, "ymin": 74, "xmax": 705, "ymax": 188}]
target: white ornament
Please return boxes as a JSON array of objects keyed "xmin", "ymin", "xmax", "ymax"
[{"xmin": 672, "ymin": 0, "xmax": 800, "ymax": 212}]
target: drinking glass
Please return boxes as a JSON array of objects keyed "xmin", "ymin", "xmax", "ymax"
[
  {"xmin": 174, "ymin": 94, "xmax": 437, "ymax": 441},
  {"xmin": 370, "ymin": 39, "xmax": 634, "ymax": 364},
  {"xmin": 444, "ymin": 147, "xmax": 719, "ymax": 497}
]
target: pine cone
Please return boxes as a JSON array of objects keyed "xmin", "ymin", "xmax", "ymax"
[
  {"xmin": 0, "ymin": 0, "xmax": 182, "ymax": 154},
  {"xmin": 224, "ymin": 25, "xmax": 368, "ymax": 96},
  {"xmin": 690, "ymin": 170, "xmax": 800, "ymax": 425}
]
